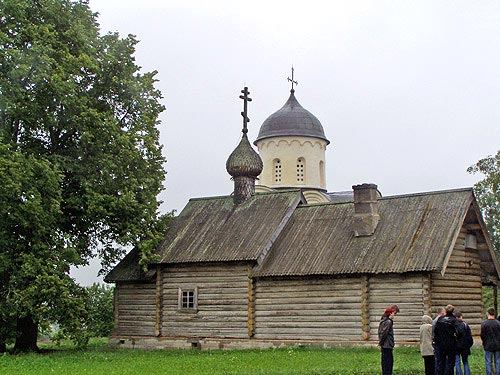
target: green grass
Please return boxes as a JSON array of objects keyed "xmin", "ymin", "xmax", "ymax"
[{"xmin": 0, "ymin": 339, "xmax": 488, "ymax": 375}]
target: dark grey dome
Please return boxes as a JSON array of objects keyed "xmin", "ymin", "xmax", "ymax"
[{"xmin": 254, "ymin": 90, "xmax": 329, "ymax": 145}]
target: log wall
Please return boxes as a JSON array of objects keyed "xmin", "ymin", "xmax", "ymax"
[
  {"xmin": 161, "ymin": 263, "xmax": 250, "ymax": 339},
  {"xmin": 114, "ymin": 282, "xmax": 157, "ymax": 336},
  {"xmin": 253, "ymin": 277, "xmax": 364, "ymax": 340},
  {"xmin": 431, "ymin": 227, "xmax": 483, "ymax": 335},
  {"xmin": 368, "ymin": 273, "xmax": 429, "ymax": 342}
]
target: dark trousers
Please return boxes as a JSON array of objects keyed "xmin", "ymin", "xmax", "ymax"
[
  {"xmin": 436, "ymin": 350, "xmax": 455, "ymax": 375},
  {"xmin": 434, "ymin": 345, "xmax": 440, "ymax": 375},
  {"xmin": 423, "ymin": 355, "xmax": 435, "ymax": 375},
  {"xmin": 381, "ymin": 348, "xmax": 393, "ymax": 375}
]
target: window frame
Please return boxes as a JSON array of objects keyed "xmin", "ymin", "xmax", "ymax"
[{"xmin": 178, "ymin": 287, "xmax": 198, "ymax": 313}]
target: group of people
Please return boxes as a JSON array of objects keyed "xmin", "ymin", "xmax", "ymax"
[{"xmin": 377, "ymin": 304, "xmax": 500, "ymax": 375}]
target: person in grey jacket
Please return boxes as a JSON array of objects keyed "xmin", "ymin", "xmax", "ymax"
[
  {"xmin": 378, "ymin": 307, "xmax": 397, "ymax": 375},
  {"xmin": 420, "ymin": 315, "xmax": 435, "ymax": 375}
]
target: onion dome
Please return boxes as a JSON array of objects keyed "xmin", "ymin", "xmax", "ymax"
[
  {"xmin": 254, "ymin": 89, "xmax": 329, "ymax": 144},
  {"xmin": 226, "ymin": 133, "xmax": 263, "ymax": 178}
]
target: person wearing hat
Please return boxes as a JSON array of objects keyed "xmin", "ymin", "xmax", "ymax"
[{"xmin": 378, "ymin": 307, "xmax": 397, "ymax": 375}]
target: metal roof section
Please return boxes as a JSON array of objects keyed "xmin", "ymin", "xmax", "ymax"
[
  {"xmin": 156, "ymin": 190, "xmax": 303, "ymax": 264},
  {"xmin": 254, "ymin": 188, "xmax": 475, "ymax": 277},
  {"xmin": 254, "ymin": 90, "xmax": 330, "ymax": 144}
]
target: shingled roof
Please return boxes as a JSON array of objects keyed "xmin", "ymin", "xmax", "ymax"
[
  {"xmin": 254, "ymin": 188, "xmax": 479, "ymax": 277},
  {"xmin": 155, "ymin": 190, "xmax": 303, "ymax": 264}
]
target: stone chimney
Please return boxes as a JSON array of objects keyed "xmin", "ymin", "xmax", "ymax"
[{"xmin": 352, "ymin": 183, "xmax": 380, "ymax": 237}]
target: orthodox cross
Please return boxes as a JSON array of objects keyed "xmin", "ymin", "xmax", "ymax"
[
  {"xmin": 287, "ymin": 67, "xmax": 298, "ymax": 91},
  {"xmin": 239, "ymin": 86, "xmax": 252, "ymax": 134}
]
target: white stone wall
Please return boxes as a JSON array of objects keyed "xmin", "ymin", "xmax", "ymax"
[{"xmin": 255, "ymin": 136, "xmax": 328, "ymax": 190}]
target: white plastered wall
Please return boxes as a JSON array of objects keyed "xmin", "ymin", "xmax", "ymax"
[{"xmin": 255, "ymin": 136, "xmax": 327, "ymax": 190}]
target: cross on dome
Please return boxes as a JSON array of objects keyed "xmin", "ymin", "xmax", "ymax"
[
  {"xmin": 287, "ymin": 67, "xmax": 298, "ymax": 92},
  {"xmin": 239, "ymin": 86, "xmax": 252, "ymax": 134}
]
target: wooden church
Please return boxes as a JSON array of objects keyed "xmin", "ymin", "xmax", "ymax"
[{"xmin": 105, "ymin": 85, "xmax": 500, "ymax": 350}]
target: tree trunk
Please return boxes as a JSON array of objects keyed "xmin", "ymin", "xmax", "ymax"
[{"xmin": 13, "ymin": 316, "xmax": 39, "ymax": 352}]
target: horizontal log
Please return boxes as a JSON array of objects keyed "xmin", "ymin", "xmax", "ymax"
[
  {"xmin": 255, "ymin": 303, "xmax": 361, "ymax": 311},
  {"xmin": 162, "ymin": 327, "xmax": 247, "ymax": 335},
  {"xmin": 117, "ymin": 311, "xmax": 156, "ymax": 319},
  {"xmin": 256, "ymin": 285, "xmax": 362, "ymax": 295},
  {"xmin": 119, "ymin": 284, "xmax": 156, "ymax": 291},
  {"xmin": 256, "ymin": 315, "xmax": 362, "ymax": 323},
  {"xmin": 253, "ymin": 327, "xmax": 362, "ymax": 336},
  {"xmin": 256, "ymin": 278, "xmax": 362, "ymax": 288},
  {"xmin": 165, "ymin": 310, "xmax": 248, "ymax": 318},
  {"xmin": 255, "ymin": 309, "xmax": 356, "ymax": 317},
  {"xmin": 163, "ymin": 316, "xmax": 248, "ymax": 324},
  {"xmin": 118, "ymin": 321, "xmax": 156, "ymax": 328},
  {"xmin": 116, "ymin": 329, "xmax": 155, "ymax": 336},
  {"xmin": 117, "ymin": 291, "xmax": 156, "ymax": 298},
  {"xmin": 255, "ymin": 292, "xmax": 361, "ymax": 300},
  {"xmin": 369, "ymin": 282, "xmax": 424, "ymax": 290},
  {"xmin": 163, "ymin": 278, "xmax": 248, "ymax": 286},
  {"xmin": 257, "ymin": 321, "xmax": 363, "ymax": 329},
  {"xmin": 367, "ymin": 292, "xmax": 423, "ymax": 300},
  {"xmin": 253, "ymin": 333, "xmax": 363, "ymax": 341},
  {"xmin": 431, "ymin": 280, "xmax": 481, "ymax": 288},
  {"xmin": 256, "ymin": 296, "xmax": 362, "ymax": 305},
  {"xmin": 431, "ymin": 292, "xmax": 482, "ymax": 300}
]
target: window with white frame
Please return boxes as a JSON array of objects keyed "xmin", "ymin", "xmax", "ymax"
[{"xmin": 178, "ymin": 287, "xmax": 198, "ymax": 311}]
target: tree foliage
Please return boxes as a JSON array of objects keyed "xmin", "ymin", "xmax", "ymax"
[
  {"xmin": 468, "ymin": 151, "xmax": 500, "ymax": 251},
  {"xmin": 0, "ymin": 0, "xmax": 171, "ymax": 350},
  {"xmin": 83, "ymin": 283, "xmax": 114, "ymax": 338}
]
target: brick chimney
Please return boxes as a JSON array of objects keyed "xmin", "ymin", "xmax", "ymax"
[{"xmin": 352, "ymin": 183, "xmax": 380, "ymax": 237}]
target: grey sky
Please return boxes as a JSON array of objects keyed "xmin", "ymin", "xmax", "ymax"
[{"xmin": 75, "ymin": 0, "xmax": 500, "ymax": 285}]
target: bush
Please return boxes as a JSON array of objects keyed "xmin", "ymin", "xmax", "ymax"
[{"xmin": 84, "ymin": 283, "xmax": 114, "ymax": 337}]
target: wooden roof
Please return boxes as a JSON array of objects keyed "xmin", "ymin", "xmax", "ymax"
[
  {"xmin": 104, "ymin": 247, "xmax": 153, "ymax": 283},
  {"xmin": 106, "ymin": 187, "xmax": 499, "ymax": 282},
  {"xmin": 254, "ymin": 188, "xmax": 480, "ymax": 277},
  {"xmin": 155, "ymin": 190, "xmax": 303, "ymax": 264}
]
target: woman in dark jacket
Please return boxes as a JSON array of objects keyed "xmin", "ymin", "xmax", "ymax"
[
  {"xmin": 378, "ymin": 307, "xmax": 397, "ymax": 375},
  {"xmin": 454, "ymin": 311, "xmax": 473, "ymax": 375}
]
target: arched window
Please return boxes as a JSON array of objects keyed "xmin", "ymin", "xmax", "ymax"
[
  {"xmin": 296, "ymin": 158, "xmax": 305, "ymax": 183},
  {"xmin": 273, "ymin": 159, "xmax": 282, "ymax": 184}
]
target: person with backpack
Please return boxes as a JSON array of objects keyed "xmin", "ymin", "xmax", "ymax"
[
  {"xmin": 433, "ymin": 304, "xmax": 460, "ymax": 375},
  {"xmin": 454, "ymin": 310, "xmax": 473, "ymax": 375}
]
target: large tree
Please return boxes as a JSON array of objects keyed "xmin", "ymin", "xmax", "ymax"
[
  {"xmin": 0, "ymin": 0, "xmax": 169, "ymax": 351},
  {"xmin": 468, "ymin": 151, "xmax": 500, "ymax": 252}
]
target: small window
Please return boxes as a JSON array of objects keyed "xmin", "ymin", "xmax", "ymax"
[
  {"xmin": 296, "ymin": 158, "xmax": 305, "ymax": 182},
  {"xmin": 178, "ymin": 287, "xmax": 198, "ymax": 312},
  {"xmin": 273, "ymin": 159, "xmax": 282, "ymax": 183}
]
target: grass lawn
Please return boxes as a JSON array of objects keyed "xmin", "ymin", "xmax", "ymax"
[{"xmin": 0, "ymin": 339, "xmax": 488, "ymax": 375}]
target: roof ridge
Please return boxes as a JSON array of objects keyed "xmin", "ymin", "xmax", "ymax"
[{"xmin": 380, "ymin": 187, "xmax": 473, "ymax": 201}]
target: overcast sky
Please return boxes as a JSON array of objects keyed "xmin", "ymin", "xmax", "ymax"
[{"xmin": 75, "ymin": 0, "xmax": 500, "ymax": 285}]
